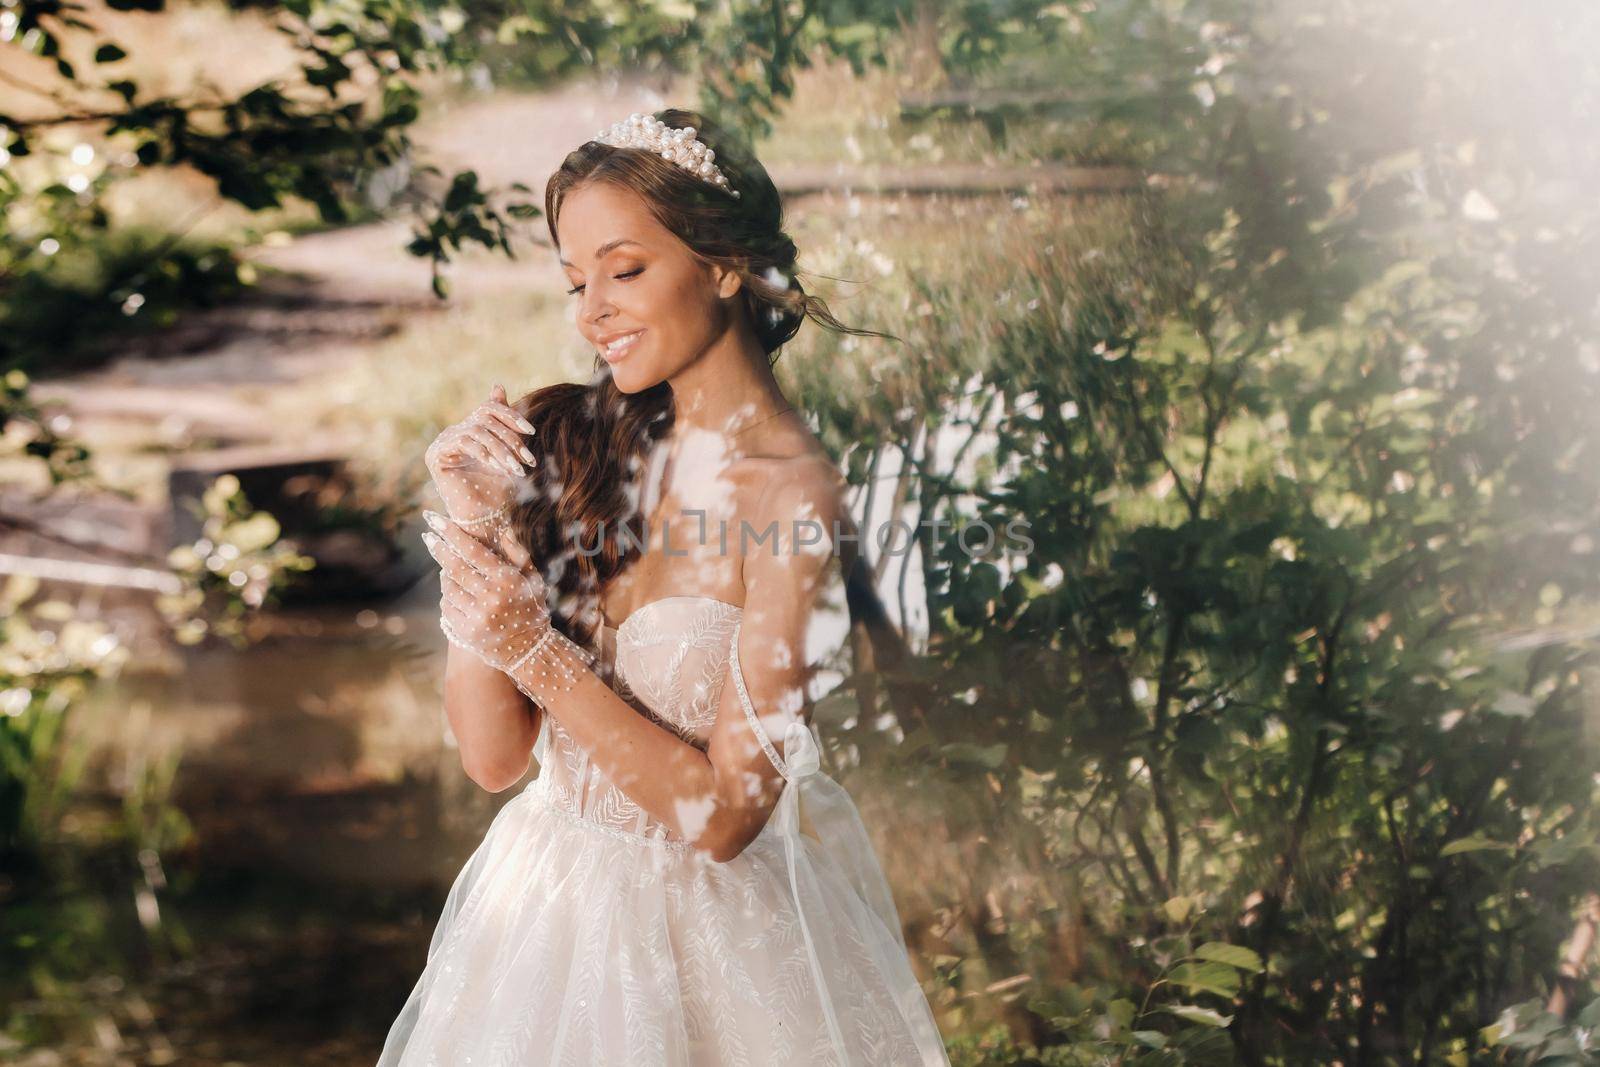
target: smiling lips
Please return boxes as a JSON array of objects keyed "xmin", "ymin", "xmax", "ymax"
[{"xmin": 600, "ymin": 330, "xmax": 644, "ymax": 363}]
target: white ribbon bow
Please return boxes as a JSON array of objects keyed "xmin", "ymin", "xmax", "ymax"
[{"xmin": 773, "ymin": 721, "xmax": 818, "ymax": 838}]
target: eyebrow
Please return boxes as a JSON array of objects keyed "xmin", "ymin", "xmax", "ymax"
[{"xmin": 559, "ymin": 238, "xmax": 643, "ymax": 269}]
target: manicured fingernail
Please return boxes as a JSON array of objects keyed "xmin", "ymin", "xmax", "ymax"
[
  {"xmin": 517, "ymin": 418, "xmax": 535, "ymax": 433},
  {"xmin": 421, "ymin": 532, "xmax": 437, "ymax": 549},
  {"xmin": 423, "ymin": 510, "xmax": 445, "ymax": 532},
  {"xmin": 518, "ymin": 446, "xmax": 535, "ymax": 463}
]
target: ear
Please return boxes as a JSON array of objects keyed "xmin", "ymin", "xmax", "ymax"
[{"xmin": 710, "ymin": 262, "xmax": 744, "ymax": 301}]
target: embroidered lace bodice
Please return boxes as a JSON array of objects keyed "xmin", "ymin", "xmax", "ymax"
[{"xmin": 531, "ymin": 595, "xmax": 749, "ymax": 847}]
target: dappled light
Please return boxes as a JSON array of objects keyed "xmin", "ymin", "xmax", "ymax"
[{"xmin": 3, "ymin": 1, "xmax": 1599, "ymax": 1064}]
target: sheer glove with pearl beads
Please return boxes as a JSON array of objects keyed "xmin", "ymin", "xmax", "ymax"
[
  {"xmin": 421, "ymin": 508, "xmax": 594, "ymax": 705},
  {"xmin": 423, "ymin": 384, "xmax": 536, "ymax": 546}
]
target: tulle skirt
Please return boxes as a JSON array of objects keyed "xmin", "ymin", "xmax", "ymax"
[{"xmin": 376, "ymin": 776, "xmax": 947, "ymax": 1066}]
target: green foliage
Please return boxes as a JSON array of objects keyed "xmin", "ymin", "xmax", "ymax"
[
  {"xmin": 0, "ymin": 223, "xmax": 249, "ymax": 374},
  {"xmin": 0, "ymin": 368, "xmax": 92, "ymax": 482},
  {"xmin": 0, "ymin": 577, "xmax": 131, "ymax": 869},
  {"xmin": 463, "ymin": 0, "xmax": 1072, "ymax": 141},
  {"xmin": 940, "ymin": 935, "xmax": 1260, "ymax": 1064},
  {"xmin": 1486, "ymin": 995, "xmax": 1600, "ymax": 1064},
  {"xmin": 0, "ymin": 372, "xmax": 313, "ymax": 1049},
  {"xmin": 157, "ymin": 473, "xmax": 318, "ymax": 646},
  {"xmin": 1, "ymin": 0, "xmax": 534, "ymax": 369},
  {"xmin": 782, "ymin": 0, "xmax": 1600, "ymax": 1058}
]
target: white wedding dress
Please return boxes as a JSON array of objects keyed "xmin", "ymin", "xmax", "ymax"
[{"xmin": 378, "ymin": 594, "xmax": 951, "ymax": 1066}]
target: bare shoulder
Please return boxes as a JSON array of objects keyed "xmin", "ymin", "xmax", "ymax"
[
  {"xmin": 734, "ymin": 434, "xmax": 848, "ymax": 527},
  {"xmin": 733, "ymin": 432, "xmax": 855, "ymax": 600}
]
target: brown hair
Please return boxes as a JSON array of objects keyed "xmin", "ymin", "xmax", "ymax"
[{"xmin": 506, "ymin": 107, "xmax": 897, "ymax": 651}]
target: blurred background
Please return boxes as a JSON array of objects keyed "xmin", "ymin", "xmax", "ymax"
[{"xmin": 3, "ymin": 1, "xmax": 1599, "ymax": 1064}]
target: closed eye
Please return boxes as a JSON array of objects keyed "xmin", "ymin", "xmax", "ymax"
[{"xmin": 566, "ymin": 267, "xmax": 642, "ymax": 296}]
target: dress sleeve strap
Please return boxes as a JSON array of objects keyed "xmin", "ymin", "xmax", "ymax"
[{"xmin": 727, "ymin": 619, "xmax": 791, "ymax": 780}]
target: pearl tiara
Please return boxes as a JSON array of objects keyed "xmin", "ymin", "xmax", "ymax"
[{"xmin": 592, "ymin": 112, "xmax": 741, "ymax": 200}]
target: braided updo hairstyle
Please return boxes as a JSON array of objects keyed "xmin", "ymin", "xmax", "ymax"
[{"xmin": 507, "ymin": 108, "xmax": 897, "ymax": 651}]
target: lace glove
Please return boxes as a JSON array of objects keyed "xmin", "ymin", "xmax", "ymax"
[
  {"xmin": 421, "ymin": 508, "xmax": 595, "ymax": 706},
  {"xmin": 423, "ymin": 383, "xmax": 537, "ymax": 545}
]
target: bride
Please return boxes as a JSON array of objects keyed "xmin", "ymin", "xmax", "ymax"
[{"xmin": 379, "ymin": 108, "xmax": 951, "ymax": 1066}]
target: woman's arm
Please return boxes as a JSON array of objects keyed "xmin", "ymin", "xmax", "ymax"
[
  {"xmin": 483, "ymin": 464, "xmax": 847, "ymax": 861},
  {"xmin": 443, "ymin": 518, "xmax": 548, "ymax": 792},
  {"xmin": 445, "ymin": 640, "xmax": 545, "ymax": 792}
]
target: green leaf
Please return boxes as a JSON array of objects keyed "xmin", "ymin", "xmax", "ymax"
[
  {"xmin": 1193, "ymin": 942, "xmax": 1264, "ymax": 974},
  {"xmin": 1157, "ymin": 1004, "xmax": 1233, "ymax": 1027},
  {"xmin": 1440, "ymin": 835, "xmax": 1516, "ymax": 857},
  {"xmin": 1104, "ymin": 998, "xmax": 1136, "ymax": 1028},
  {"xmin": 1169, "ymin": 961, "xmax": 1241, "ymax": 998},
  {"xmin": 444, "ymin": 170, "xmax": 482, "ymax": 214},
  {"xmin": 228, "ymin": 513, "xmax": 282, "ymax": 554}
]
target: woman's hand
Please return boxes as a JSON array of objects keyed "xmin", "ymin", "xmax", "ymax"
[
  {"xmin": 421, "ymin": 508, "xmax": 596, "ymax": 704},
  {"xmin": 423, "ymin": 384, "xmax": 537, "ymax": 538},
  {"xmin": 422, "ymin": 507, "xmax": 550, "ymax": 673}
]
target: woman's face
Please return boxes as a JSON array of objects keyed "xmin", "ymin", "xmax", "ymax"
[{"xmin": 556, "ymin": 181, "xmax": 740, "ymax": 394}]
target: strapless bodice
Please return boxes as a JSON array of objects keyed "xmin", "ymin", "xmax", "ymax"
[
  {"xmin": 608, "ymin": 595, "xmax": 746, "ymax": 743},
  {"xmin": 529, "ymin": 596, "xmax": 747, "ymax": 847}
]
